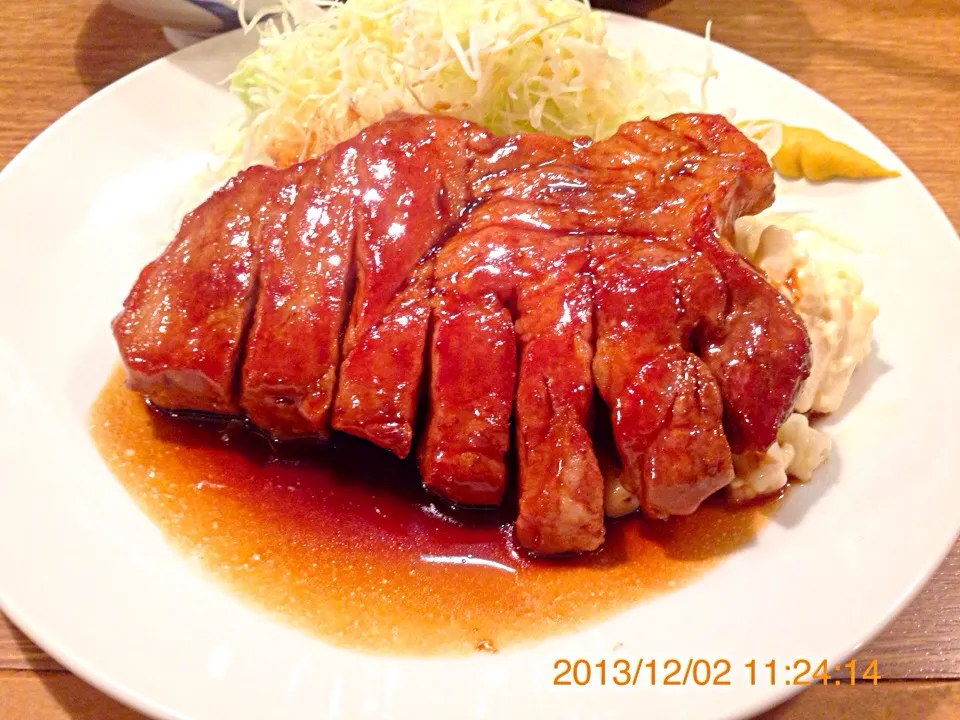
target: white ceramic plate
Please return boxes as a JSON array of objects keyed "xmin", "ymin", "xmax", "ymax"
[{"xmin": 1, "ymin": 14, "xmax": 959, "ymax": 720}]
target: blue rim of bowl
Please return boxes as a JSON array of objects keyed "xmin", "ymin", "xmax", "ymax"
[{"xmin": 186, "ymin": 0, "xmax": 243, "ymax": 30}]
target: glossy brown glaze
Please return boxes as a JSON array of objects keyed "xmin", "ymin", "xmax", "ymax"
[
  {"xmin": 333, "ymin": 115, "xmax": 484, "ymax": 456},
  {"xmin": 112, "ymin": 165, "xmax": 275, "ymax": 414},
  {"xmin": 591, "ymin": 229, "xmax": 734, "ymax": 520},
  {"xmin": 421, "ymin": 225, "xmax": 519, "ymax": 507},
  {"xmin": 513, "ymin": 233, "xmax": 601, "ymax": 554},
  {"xmin": 92, "ymin": 367, "xmax": 778, "ymax": 654},
  {"xmin": 239, "ymin": 154, "xmax": 356, "ymax": 440},
  {"xmin": 333, "ymin": 256, "xmax": 435, "ymax": 454},
  {"xmin": 112, "ymin": 112, "xmax": 809, "ymax": 555}
]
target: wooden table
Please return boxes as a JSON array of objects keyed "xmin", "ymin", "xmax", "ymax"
[{"xmin": 1, "ymin": 1, "xmax": 957, "ymax": 717}]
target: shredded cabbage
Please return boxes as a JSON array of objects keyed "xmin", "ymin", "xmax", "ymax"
[
  {"xmin": 228, "ymin": 0, "xmax": 704, "ymax": 166},
  {"xmin": 738, "ymin": 118, "xmax": 784, "ymax": 161}
]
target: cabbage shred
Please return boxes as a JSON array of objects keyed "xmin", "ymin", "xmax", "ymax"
[{"xmin": 230, "ymin": 0, "xmax": 698, "ymax": 166}]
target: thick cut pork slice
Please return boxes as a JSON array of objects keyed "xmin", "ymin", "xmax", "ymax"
[
  {"xmin": 467, "ymin": 114, "xmax": 802, "ymax": 521},
  {"xmin": 421, "ymin": 187, "xmax": 603, "ymax": 548},
  {"xmin": 513, "ymin": 233, "xmax": 603, "ymax": 554},
  {"xmin": 602, "ymin": 115, "xmax": 809, "ymax": 451},
  {"xmin": 332, "ymin": 256, "xmax": 435, "ymax": 454},
  {"xmin": 112, "ymin": 165, "xmax": 277, "ymax": 414},
  {"xmin": 577, "ymin": 116, "xmax": 803, "ymax": 513},
  {"xmin": 332, "ymin": 116, "xmax": 484, "ymax": 456},
  {"xmin": 240, "ymin": 149, "xmax": 359, "ymax": 439},
  {"xmin": 420, "ymin": 226, "xmax": 518, "ymax": 506},
  {"xmin": 652, "ymin": 114, "xmax": 810, "ymax": 451},
  {"xmin": 688, "ymin": 212, "xmax": 812, "ymax": 451},
  {"xmin": 579, "ymin": 116, "xmax": 807, "ymax": 454},
  {"xmin": 657, "ymin": 113, "xmax": 776, "ymax": 223},
  {"xmin": 421, "ymin": 218, "xmax": 605, "ymax": 549},
  {"xmin": 591, "ymin": 231, "xmax": 734, "ymax": 518}
]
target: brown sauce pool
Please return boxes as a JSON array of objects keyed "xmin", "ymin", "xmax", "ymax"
[{"xmin": 91, "ymin": 366, "xmax": 778, "ymax": 654}]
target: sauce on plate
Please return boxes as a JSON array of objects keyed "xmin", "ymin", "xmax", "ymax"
[{"xmin": 91, "ymin": 366, "xmax": 777, "ymax": 654}]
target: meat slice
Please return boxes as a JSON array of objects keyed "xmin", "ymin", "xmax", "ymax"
[
  {"xmin": 467, "ymin": 114, "xmax": 800, "ymax": 519},
  {"xmin": 239, "ymin": 149, "xmax": 358, "ymax": 439},
  {"xmin": 657, "ymin": 113, "xmax": 776, "ymax": 222},
  {"xmin": 456, "ymin": 114, "xmax": 790, "ymax": 534},
  {"xmin": 468, "ymin": 132, "xmax": 576, "ymax": 198},
  {"xmin": 332, "ymin": 116, "xmax": 483, "ymax": 456},
  {"xmin": 591, "ymin": 231, "xmax": 734, "ymax": 519},
  {"xmin": 684, "ymin": 207, "xmax": 811, "ymax": 451},
  {"xmin": 420, "ymin": 226, "xmax": 518, "ymax": 506},
  {"xmin": 651, "ymin": 114, "xmax": 809, "ymax": 450},
  {"xmin": 513, "ymin": 233, "xmax": 603, "ymax": 554},
  {"xmin": 599, "ymin": 115, "xmax": 808, "ymax": 451},
  {"xmin": 421, "ymin": 195, "xmax": 603, "ymax": 549},
  {"xmin": 576, "ymin": 115, "xmax": 807, "ymax": 454},
  {"xmin": 332, "ymin": 256, "xmax": 435, "ymax": 454},
  {"xmin": 339, "ymin": 115, "xmax": 482, "ymax": 352},
  {"xmin": 579, "ymin": 116, "xmax": 804, "ymax": 513},
  {"xmin": 112, "ymin": 165, "xmax": 276, "ymax": 414}
]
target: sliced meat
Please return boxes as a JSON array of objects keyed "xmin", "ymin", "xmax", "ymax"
[
  {"xmin": 611, "ymin": 115, "xmax": 808, "ymax": 450},
  {"xmin": 513, "ymin": 233, "xmax": 603, "ymax": 554},
  {"xmin": 578, "ymin": 115, "xmax": 806, "ymax": 454},
  {"xmin": 657, "ymin": 113, "xmax": 776, "ymax": 223},
  {"xmin": 115, "ymin": 111, "xmax": 814, "ymax": 555},
  {"xmin": 112, "ymin": 165, "xmax": 276, "ymax": 414},
  {"xmin": 686, "ymin": 206, "xmax": 812, "ymax": 451},
  {"xmin": 459, "ymin": 113, "xmax": 797, "ymax": 527},
  {"xmin": 240, "ymin": 149, "xmax": 358, "ymax": 439},
  {"xmin": 468, "ymin": 132, "xmax": 576, "ymax": 198},
  {"xmin": 591, "ymin": 231, "xmax": 734, "ymax": 518},
  {"xmin": 332, "ymin": 116, "xmax": 482, "ymax": 456},
  {"xmin": 420, "ymin": 226, "xmax": 518, "ymax": 506},
  {"xmin": 422, "ymin": 201, "xmax": 603, "ymax": 550},
  {"xmin": 339, "ymin": 115, "xmax": 482, "ymax": 353},
  {"xmin": 332, "ymin": 255, "xmax": 434, "ymax": 454}
]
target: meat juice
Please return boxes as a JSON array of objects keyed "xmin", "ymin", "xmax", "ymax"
[{"xmin": 91, "ymin": 366, "xmax": 776, "ymax": 654}]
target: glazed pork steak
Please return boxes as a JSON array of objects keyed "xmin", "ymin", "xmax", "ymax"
[{"xmin": 113, "ymin": 113, "xmax": 810, "ymax": 555}]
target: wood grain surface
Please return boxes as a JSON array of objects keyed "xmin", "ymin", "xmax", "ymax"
[{"xmin": 0, "ymin": 1, "xmax": 958, "ymax": 718}]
